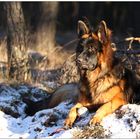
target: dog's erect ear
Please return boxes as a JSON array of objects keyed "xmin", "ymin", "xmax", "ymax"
[
  {"xmin": 77, "ymin": 20, "xmax": 90, "ymax": 37},
  {"xmin": 97, "ymin": 20, "xmax": 110, "ymax": 44}
]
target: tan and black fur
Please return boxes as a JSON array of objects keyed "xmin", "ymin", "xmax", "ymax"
[{"xmin": 64, "ymin": 19, "xmax": 139, "ymax": 127}]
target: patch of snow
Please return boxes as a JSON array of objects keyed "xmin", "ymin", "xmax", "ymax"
[
  {"xmin": 0, "ymin": 84, "xmax": 140, "ymax": 138},
  {"xmin": 102, "ymin": 104, "xmax": 140, "ymax": 138},
  {"xmin": 16, "ymin": 85, "xmax": 30, "ymax": 95},
  {"xmin": 0, "ymin": 85, "xmax": 26, "ymax": 117},
  {"xmin": 0, "ymin": 101, "xmax": 73, "ymax": 138},
  {"xmin": 1, "ymin": 103, "xmax": 140, "ymax": 138},
  {"xmin": 0, "ymin": 85, "xmax": 20, "ymax": 102}
]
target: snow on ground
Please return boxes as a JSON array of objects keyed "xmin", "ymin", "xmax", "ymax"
[
  {"xmin": 0, "ymin": 84, "xmax": 140, "ymax": 138},
  {"xmin": 102, "ymin": 104, "xmax": 140, "ymax": 138},
  {"xmin": 0, "ymin": 101, "xmax": 74, "ymax": 138}
]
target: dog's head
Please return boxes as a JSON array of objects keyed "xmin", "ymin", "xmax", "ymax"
[{"xmin": 76, "ymin": 18, "xmax": 112, "ymax": 71}]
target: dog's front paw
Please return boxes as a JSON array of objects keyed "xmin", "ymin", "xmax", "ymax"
[
  {"xmin": 64, "ymin": 118, "xmax": 74, "ymax": 129},
  {"xmin": 89, "ymin": 115, "xmax": 101, "ymax": 126}
]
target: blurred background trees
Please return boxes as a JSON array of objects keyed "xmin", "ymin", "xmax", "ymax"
[
  {"xmin": 0, "ymin": 2, "xmax": 140, "ymax": 82},
  {"xmin": 35, "ymin": 2, "xmax": 58, "ymax": 54},
  {"xmin": 4, "ymin": 2, "xmax": 29, "ymax": 81},
  {"xmin": 1, "ymin": 2, "xmax": 140, "ymax": 40}
]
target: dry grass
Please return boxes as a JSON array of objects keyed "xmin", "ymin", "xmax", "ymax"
[
  {"xmin": 72, "ymin": 125, "xmax": 109, "ymax": 139},
  {"xmin": 25, "ymin": 30, "xmax": 77, "ymax": 84},
  {"xmin": 0, "ymin": 37, "xmax": 8, "ymax": 80},
  {"xmin": 28, "ymin": 30, "xmax": 75, "ymax": 71},
  {"xmin": 0, "ymin": 32, "xmax": 74, "ymax": 84},
  {"xmin": 0, "ymin": 37, "xmax": 7, "ymax": 63},
  {"xmin": 44, "ymin": 45, "xmax": 72, "ymax": 69}
]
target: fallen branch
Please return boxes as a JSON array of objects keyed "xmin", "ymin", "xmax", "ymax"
[
  {"xmin": 48, "ymin": 127, "xmax": 65, "ymax": 136},
  {"xmin": 125, "ymin": 37, "xmax": 140, "ymax": 42},
  {"xmin": 63, "ymin": 38, "xmax": 79, "ymax": 47},
  {"xmin": 125, "ymin": 37, "xmax": 140, "ymax": 50}
]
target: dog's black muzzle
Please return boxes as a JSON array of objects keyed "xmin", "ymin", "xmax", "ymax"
[{"xmin": 76, "ymin": 52, "xmax": 98, "ymax": 71}]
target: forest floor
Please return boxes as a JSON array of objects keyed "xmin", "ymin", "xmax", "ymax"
[{"xmin": 0, "ymin": 83, "xmax": 140, "ymax": 138}]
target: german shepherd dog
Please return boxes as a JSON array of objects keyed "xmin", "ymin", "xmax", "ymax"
[{"xmin": 64, "ymin": 18, "xmax": 139, "ymax": 128}]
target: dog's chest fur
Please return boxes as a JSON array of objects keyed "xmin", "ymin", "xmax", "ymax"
[{"xmin": 80, "ymin": 66, "xmax": 122, "ymax": 105}]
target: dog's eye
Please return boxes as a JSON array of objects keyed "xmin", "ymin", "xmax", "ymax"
[{"xmin": 89, "ymin": 45, "xmax": 96, "ymax": 53}]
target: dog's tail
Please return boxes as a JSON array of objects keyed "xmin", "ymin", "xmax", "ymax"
[
  {"xmin": 23, "ymin": 83, "xmax": 79, "ymax": 116},
  {"xmin": 23, "ymin": 95, "xmax": 52, "ymax": 116}
]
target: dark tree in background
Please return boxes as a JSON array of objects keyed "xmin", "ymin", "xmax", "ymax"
[
  {"xmin": 36, "ymin": 2, "xmax": 58, "ymax": 54},
  {"xmin": 57, "ymin": 2, "xmax": 140, "ymax": 36},
  {"xmin": 4, "ymin": 2, "xmax": 29, "ymax": 81}
]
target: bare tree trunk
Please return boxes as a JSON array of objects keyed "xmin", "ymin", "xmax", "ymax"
[
  {"xmin": 36, "ymin": 2, "xmax": 58, "ymax": 55},
  {"xmin": 5, "ymin": 2, "xmax": 29, "ymax": 81}
]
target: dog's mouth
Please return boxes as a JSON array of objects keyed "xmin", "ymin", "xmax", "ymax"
[
  {"xmin": 84, "ymin": 64, "xmax": 97, "ymax": 71},
  {"xmin": 77, "ymin": 62, "xmax": 97, "ymax": 71},
  {"xmin": 76, "ymin": 55, "xmax": 98, "ymax": 71}
]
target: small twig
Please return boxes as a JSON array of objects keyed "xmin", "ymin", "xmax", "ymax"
[
  {"xmin": 63, "ymin": 38, "xmax": 79, "ymax": 47},
  {"xmin": 48, "ymin": 127, "xmax": 66, "ymax": 136},
  {"xmin": 128, "ymin": 39, "xmax": 133, "ymax": 50},
  {"xmin": 125, "ymin": 37, "xmax": 140, "ymax": 50},
  {"xmin": 115, "ymin": 37, "xmax": 140, "ymax": 46},
  {"xmin": 125, "ymin": 37, "xmax": 140, "ymax": 42},
  {"xmin": 113, "ymin": 37, "xmax": 140, "ymax": 70}
]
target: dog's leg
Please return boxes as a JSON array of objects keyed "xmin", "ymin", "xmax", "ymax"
[
  {"xmin": 64, "ymin": 102, "xmax": 83, "ymax": 128},
  {"xmin": 89, "ymin": 92, "xmax": 127, "ymax": 125}
]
